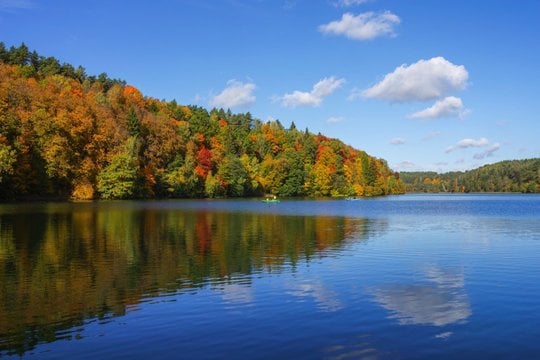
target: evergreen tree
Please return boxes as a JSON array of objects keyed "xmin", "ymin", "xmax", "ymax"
[{"xmin": 128, "ymin": 108, "xmax": 140, "ymax": 136}]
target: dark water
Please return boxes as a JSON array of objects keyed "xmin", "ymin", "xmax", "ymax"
[{"xmin": 0, "ymin": 194, "xmax": 539, "ymax": 359}]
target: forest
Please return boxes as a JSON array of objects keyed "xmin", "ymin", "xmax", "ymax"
[
  {"xmin": 0, "ymin": 42, "xmax": 405, "ymax": 200},
  {"xmin": 401, "ymin": 158, "xmax": 540, "ymax": 193}
]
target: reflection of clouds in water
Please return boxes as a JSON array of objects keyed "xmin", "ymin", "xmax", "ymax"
[
  {"xmin": 425, "ymin": 266, "xmax": 464, "ymax": 289},
  {"xmin": 372, "ymin": 266, "xmax": 471, "ymax": 326},
  {"xmin": 220, "ymin": 284, "xmax": 254, "ymax": 304},
  {"xmin": 287, "ymin": 280, "xmax": 343, "ymax": 312},
  {"xmin": 323, "ymin": 334, "xmax": 382, "ymax": 360},
  {"xmin": 435, "ymin": 331, "xmax": 453, "ymax": 340}
]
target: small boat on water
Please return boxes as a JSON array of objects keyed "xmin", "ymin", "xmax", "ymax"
[{"xmin": 262, "ymin": 195, "xmax": 280, "ymax": 203}]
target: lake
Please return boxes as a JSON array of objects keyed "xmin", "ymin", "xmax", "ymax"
[{"xmin": 1, "ymin": 194, "xmax": 539, "ymax": 359}]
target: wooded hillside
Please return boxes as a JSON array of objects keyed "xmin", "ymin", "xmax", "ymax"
[
  {"xmin": 401, "ymin": 159, "xmax": 539, "ymax": 193},
  {"xmin": 0, "ymin": 42, "xmax": 404, "ymax": 200}
]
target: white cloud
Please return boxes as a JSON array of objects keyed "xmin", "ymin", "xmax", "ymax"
[
  {"xmin": 392, "ymin": 161, "xmax": 416, "ymax": 171},
  {"xmin": 409, "ymin": 96, "xmax": 469, "ymax": 120},
  {"xmin": 327, "ymin": 116, "xmax": 344, "ymax": 123},
  {"xmin": 319, "ymin": 11, "xmax": 400, "ymax": 41},
  {"xmin": 280, "ymin": 76, "xmax": 345, "ymax": 107},
  {"xmin": 473, "ymin": 143, "xmax": 501, "ymax": 159},
  {"xmin": 192, "ymin": 94, "xmax": 204, "ymax": 103},
  {"xmin": 363, "ymin": 57, "xmax": 469, "ymax": 102},
  {"xmin": 422, "ymin": 131, "xmax": 442, "ymax": 141},
  {"xmin": 210, "ymin": 79, "xmax": 256, "ymax": 109},
  {"xmin": 390, "ymin": 137, "xmax": 406, "ymax": 145},
  {"xmin": 445, "ymin": 137, "xmax": 489, "ymax": 153},
  {"xmin": 283, "ymin": 0, "xmax": 297, "ymax": 10},
  {"xmin": 336, "ymin": 0, "xmax": 369, "ymax": 6},
  {"xmin": 347, "ymin": 87, "xmax": 363, "ymax": 101}
]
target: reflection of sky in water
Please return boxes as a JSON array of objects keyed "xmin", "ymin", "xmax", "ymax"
[
  {"xmin": 372, "ymin": 266, "xmax": 471, "ymax": 327},
  {"xmin": 220, "ymin": 284, "xmax": 254, "ymax": 304},
  {"xmin": 287, "ymin": 280, "xmax": 344, "ymax": 312}
]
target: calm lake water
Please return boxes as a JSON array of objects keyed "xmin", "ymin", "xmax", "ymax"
[{"xmin": 1, "ymin": 194, "xmax": 539, "ymax": 359}]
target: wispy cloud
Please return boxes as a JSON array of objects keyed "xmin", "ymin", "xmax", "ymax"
[
  {"xmin": 327, "ymin": 116, "xmax": 344, "ymax": 124},
  {"xmin": 347, "ymin": 87, "xmax": 363, "ymax": 101},
  {"xmin": 0, "ymin": 0, "xmax": 34, "ymax": 12},
  {"xmin": 409, "ymin": 96, "xmax": 469, "ymax": 120},
  {"xmin": 319, "ymin": 11, "xmax": 400, "ymax": 41},
  {"xmin": 283, "ymin": 0, "xmax": 297, "ymax": 10},
  {"xmin": 422, "ymin": 131, "xmax": 442, "ymax": 141},
  {"xmin": 445, "ymin": 137, "xmax": 489, "ymax": 153},
  {"xmin": 392, "ymin": 161, "xmax": 416, "ymax": 171},
  {"xmin": 362, "ymin": 57, "xmax": 468, "ymax": 102},
  {"xmin": 390, "ymin": 137, "xmax": 406, "ymax": 145},
  {"xmin": 335, "ymin": 0, "xmax": 369, "ymax": 7},
  {"xmin": 210, "ymin": 79, "xmax": 256, "ymax": 109},
  {"xmin": 473, "ymin": 143, "xmax": 501, "ymax": 159},
  {"xmin": 279, "ymin": 76, "xmax": 345, "ymax": 107}
]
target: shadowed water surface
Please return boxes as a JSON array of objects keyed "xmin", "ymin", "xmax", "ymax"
[{"xmin": 0, "ymin": 194, "xmax": 539, "ymax": 359}]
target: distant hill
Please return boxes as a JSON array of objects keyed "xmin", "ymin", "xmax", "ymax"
[
  {"xmin": 400, "ymin": 159, "xmax": 540, "ymax": 193},
  {"xmin": 0, "ymin": 42, "xmax": 404, "ymax": 200}
]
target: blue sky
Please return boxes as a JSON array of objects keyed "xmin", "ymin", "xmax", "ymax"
[{"xmin": 1, "ymin": 0, "xmax": 539, "ymax": 172}]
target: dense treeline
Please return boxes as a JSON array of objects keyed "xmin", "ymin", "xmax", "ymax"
[
  {"xmin": 0, "ymin": 42, "xmax": 125, "ymax": 90},
  {"xmin": 0, "ymin": 42, "xmax": 404, "ymax": 200},
  {"xmin": 401, "ymin": 159, "xmax": 540, "ymax": 193}
]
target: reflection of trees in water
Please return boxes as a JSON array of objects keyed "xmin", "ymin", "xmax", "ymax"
[
  {"xmin": 371, "ymin": 266, "xmax": 471, "ymax": 327},
  {"xmin": 0, "ymin": 203, "xmax": 386, "ymax": 355}
]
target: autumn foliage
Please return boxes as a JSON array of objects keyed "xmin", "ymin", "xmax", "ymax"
[{"xmin": 0, "ymin": 43, "xmax": 405, "ymax": 200}]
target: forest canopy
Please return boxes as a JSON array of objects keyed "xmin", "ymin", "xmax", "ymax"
[
  {"xmin": 0, "ymin": 42, "xmax": 405, "ymax": 200},
  {"xmin": 400, "ymin": 159, "xmax": 540, "ymax": 193}
]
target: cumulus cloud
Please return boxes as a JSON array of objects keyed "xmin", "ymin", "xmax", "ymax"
[
  {"xmin": 473, "ymin": 143, "xmax": 501, "ymax": 159},
  {"xmin": 280, "ymin": 76, "xmax": 345, "ymax": 107},
  {"xmin": 319, "ymin": 11, "xmax": 400, "ymax": 41},
  {"xmin": 210, "ymin": 79, "xmax": 256, "ymax": 108},
  {"xmin": 390, "ymin": 137, "xmax": 406, "ymax": 145},
  {"xmin": 445, "ymin": 137, "xmax": 489, "ymax": 153},
  {"xmin": 409, "ymin": 96, "xmax": 469, "ymax": 120},
  {"xmin": 363, "ymin": 57, "xmax": 469, "ymax": 102}
]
